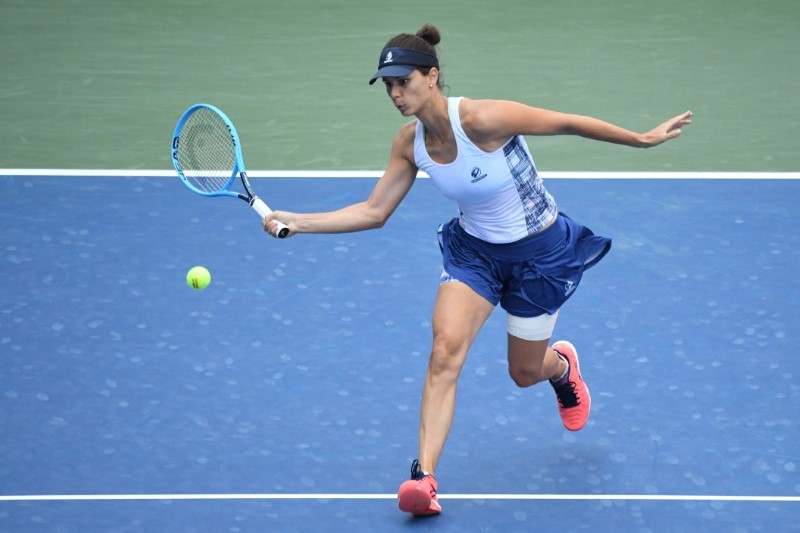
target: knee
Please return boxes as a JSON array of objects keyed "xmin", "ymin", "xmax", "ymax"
[
  {"xmin": 508, "ymin": 366, "xmax": 549, "ymax": 388},
  {"xmin": 506, "ymin": 331, "xmax": 556, "ymax": 388},
  {"xmin": 428, "ymin": 335, "xmax": 468, "ymax": 380}
]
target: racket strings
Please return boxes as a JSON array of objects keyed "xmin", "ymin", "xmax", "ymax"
[{"xmin": 176, "ymin": 108, "xmax": 237, "ymax": 193}]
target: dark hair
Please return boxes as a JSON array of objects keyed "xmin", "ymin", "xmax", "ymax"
[{"xmin": 384, "ymin": 24, "xmax": 443, "ymax": 88}]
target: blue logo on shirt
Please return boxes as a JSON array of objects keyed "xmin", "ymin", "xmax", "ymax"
[{"xmin": 470, "ymin": 167, "xmax": 487, "ymax": 183}]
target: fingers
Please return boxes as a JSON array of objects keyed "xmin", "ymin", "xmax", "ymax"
[
  {"xmin": 659, "ymin": 110, "xmax": 693, "ymax": 143},
  {"xmin": 262, "ymin": 212, "xmax": 291, "ymax": 238},
  {"xmin": 669, "ymin": 110, "xmax": 693, "ymax": 131},
  {"xmin": 641, "ymin": 110, "xmax": 692, "ymax": 148},
  {"xmin": 261, "ymin": 213, "xmax": 273, "ymax": 232}
]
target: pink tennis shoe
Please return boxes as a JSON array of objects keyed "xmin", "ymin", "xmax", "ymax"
[
  {"xmin": 551, "ymin": 340, "xmax": 591, "ymax": 431},
  {"xmin": 397, "ymin": 459, "xmax": 441, "ymax": 516}
]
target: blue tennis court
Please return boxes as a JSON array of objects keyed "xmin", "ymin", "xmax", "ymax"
[{"xmin": 1, "ymin": 172, "xmax": 798, "ymax": 531}]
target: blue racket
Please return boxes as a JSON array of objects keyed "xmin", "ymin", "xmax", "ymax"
[{"xmin": 171, "ymin": 103, "xmax": 289, "ymax": 238}]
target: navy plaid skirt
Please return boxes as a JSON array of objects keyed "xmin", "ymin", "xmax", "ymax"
[{"xmin": 438, "ymin": 213, "xmax": 611, "ymax": 317}]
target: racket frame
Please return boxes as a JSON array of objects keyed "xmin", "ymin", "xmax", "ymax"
[{"xmin": 171, "ymin": 103, "xmax": 289, "ymax": 238}]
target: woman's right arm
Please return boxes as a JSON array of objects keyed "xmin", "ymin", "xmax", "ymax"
[{"xmin": 262, "ymin": 122, "xmax": 419, "ymax": 237}]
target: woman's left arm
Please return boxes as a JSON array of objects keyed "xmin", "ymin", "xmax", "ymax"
[{"xmin": 465, "ymin": 99, "xmax": 692, "ymax": 149}]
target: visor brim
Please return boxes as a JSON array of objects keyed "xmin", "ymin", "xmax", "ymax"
[{"xmin": 368, "ymin": 64, "xmax": 417, "ymax": 85}]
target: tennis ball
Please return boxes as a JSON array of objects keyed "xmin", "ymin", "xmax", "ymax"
[{"xmin": 187, "ymin": 266, "xmax": 211, "ymax": 290}]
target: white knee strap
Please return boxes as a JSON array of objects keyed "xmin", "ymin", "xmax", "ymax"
[{"xmin": 506, "ymin": 310, "xmax": 560, "ymax": 341}]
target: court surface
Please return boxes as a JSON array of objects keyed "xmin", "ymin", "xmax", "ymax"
[
  {"xmin": 3, "ymin": 0, "xmax": 798, "ymax": 529},
  {"xmin": 1, "ymin": 171, "xmax": 798, "ymax": 532}
]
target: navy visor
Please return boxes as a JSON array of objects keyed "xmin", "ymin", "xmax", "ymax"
[{"xmin": 368, "ymin": 47, "xmax": 439, "ymax": 85}]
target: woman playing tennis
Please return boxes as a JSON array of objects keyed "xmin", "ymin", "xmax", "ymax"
[{"xmin": 263, "ymin": 23, "xmax": 692, "ymax": 517}]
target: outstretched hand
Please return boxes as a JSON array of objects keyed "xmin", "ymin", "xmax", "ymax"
[{"xmin": 642, "ymin": 111, "xmax": 693, "ymax": 148}]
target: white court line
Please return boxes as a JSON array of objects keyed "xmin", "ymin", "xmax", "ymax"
[
  {"xmin": 0, "ymin": 493, "xmax": 798, "ymax": 503},
  {"xmin": 1, "ymin": 169, "xmax": 799, "ymax": 179}
]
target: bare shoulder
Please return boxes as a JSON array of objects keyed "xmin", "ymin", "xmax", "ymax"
[
  {"xmin": 459, "ymin": 98, "xmax": 523, "ymax": 127},
  {"xmin": 458, "ymin": 98, "xmax": 522, "ymax": 145},
  {"xmin": 460, "ymin": 98, "xmax": 568, "ymax": 140},
  {"xmin": 396, "ymin": 119, "xmax": 417, "ymax": 141},
  {"xmin": 457, "ymin": 97, "xmax": 484, "ymax": 127},
  {"xmin": 391, "ymin": 119, "xmax": 418, "ymax": 161}
]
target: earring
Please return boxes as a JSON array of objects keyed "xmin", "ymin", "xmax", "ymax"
[{"xmin": 428, "ymin": 84, "xmax": 433, "ymax": 88}]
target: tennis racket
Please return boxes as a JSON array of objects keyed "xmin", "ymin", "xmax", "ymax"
[{"xmin": 171, "ymin": 103, "xmax": 290, "ymax": 238}]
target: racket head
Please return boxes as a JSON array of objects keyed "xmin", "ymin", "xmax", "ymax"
[{"xmin": 171, "ymin": 103, "xmax": 247, "ymax": 198}]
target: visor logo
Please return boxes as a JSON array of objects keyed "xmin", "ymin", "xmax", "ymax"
[{"xmin": 384, "ymin": 51, "xmax": 393, "ymax": 64}]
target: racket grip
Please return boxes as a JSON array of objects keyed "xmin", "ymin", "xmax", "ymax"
[{"xmin": 251, "ymin": 197, "xmax": 290, "ymax": 239}]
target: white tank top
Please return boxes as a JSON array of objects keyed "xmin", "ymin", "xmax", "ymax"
[{"xmin": 414, "ymin": 97, "xmax": 557, "ymax": 243}]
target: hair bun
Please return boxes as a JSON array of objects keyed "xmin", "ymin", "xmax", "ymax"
[{"xmin": 416, "ymin": 23, "xmax": 441, "ymax": 46}]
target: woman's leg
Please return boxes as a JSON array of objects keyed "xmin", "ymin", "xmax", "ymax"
[
  {"xmin": 417, "ymin": 281, "xmax": 495, "ymax": 474},
  {"xmin": 506, "ymin": 335, "xmax": 566, "ymax": 387},
  {"xmin": 506, "ymin": 330, "xmax": 591, "ymax": 432}
]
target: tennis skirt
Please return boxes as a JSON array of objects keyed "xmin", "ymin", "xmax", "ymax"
[{"xmin": 438, "ymin": 213, "xmax": 611, "ymax": 317}]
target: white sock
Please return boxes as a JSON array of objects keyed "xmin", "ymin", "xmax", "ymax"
[{"xmin": 550, "ymin": 354, "xmax": 569, "ymax": 383}]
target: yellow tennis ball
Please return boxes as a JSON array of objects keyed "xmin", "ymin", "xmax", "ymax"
[{"xmin": 186, "ymin": 266, "xmax": 211, "ymax": 290}]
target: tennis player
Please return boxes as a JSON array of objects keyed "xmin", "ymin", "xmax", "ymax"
[{"xmin": 263, "ymin": 23, "xmax": 692, "ymax": 517}]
